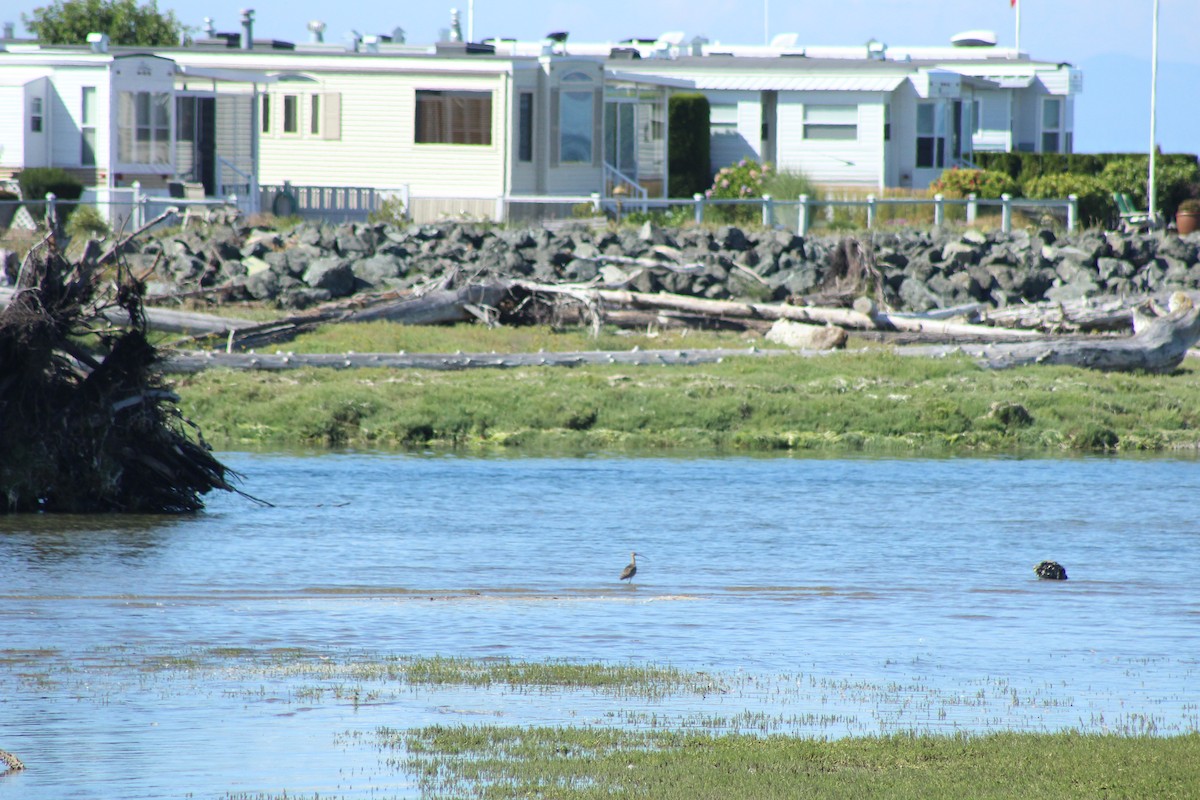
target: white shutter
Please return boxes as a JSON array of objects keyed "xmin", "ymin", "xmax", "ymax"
[{"xmin": 322, "ymin": 92, "xmax": 341, "ymax": 140}]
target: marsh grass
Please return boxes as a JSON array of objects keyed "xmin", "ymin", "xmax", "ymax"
[
  {"xmin": 173, "ymin": 345, "xmax": 1200, "ymax": 452},
  {"xmin": 391, "ymin": 725, "xmax": 1200, "ymax": 800}
]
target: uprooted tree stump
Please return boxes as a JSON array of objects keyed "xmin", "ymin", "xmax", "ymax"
[{"xmin": 0, "ymin": 236, "xmax": 241, "ymax": 513}]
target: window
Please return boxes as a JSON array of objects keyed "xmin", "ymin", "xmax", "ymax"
[
  {"xmin": 972, "ymin": 99, "xmax": 982, "ymax": 135},
  {"xmin": 883, "ymin": 104, "xmax": 891, "ymax": 141},
  {"xmin": 260, "ymin": 93, "xmax": 271, "ymax": 133},
  {"xmin": 915, "ymin": 102, "xmax": 945, "ymax": 169},
  {"xmin": 802, "ymin": 104, "xmax": 857, "ymax": 140},
  {"xmin": 518, "ymin": 92, "xmax": 533, "ymax": 162},
  {"xmin": 283, "ymin": 94, "xmax": 299, "ymax": 134},
  {"xmin": 310, "ymin": 93, "xmax": 321, "ymax": 135},
  {"xmin": 710, "ymin": 103, "xmax": 738, "ymax": 137},
  {"xmin": 81, "ymin": 87, "xmax": 96, "ymax": 166},
  {"xmin": 559, "ymin": 90, "xmax": 593, "ymax": 163},
  {"xmin": 557, "ymin": 70, "xmax": 594, "ymax": 164},
  {"xmin": 117, "ymin": 91, "xmax": 170, "ymax": 165},
  {"xmin": 1041, "ymin": 97, "xmax": 1061, "ymax": 153},
  {"xmin": 30, "ymin": 96, "xmax": 43, "ymax": 132},
  {"xmin": 415, "ymin": 90, "xmax": 492, "ymax": 145}
]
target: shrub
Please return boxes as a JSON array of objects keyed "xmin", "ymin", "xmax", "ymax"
[
  {"xmin": 64, "ymin": 204, "xmax": 111, "ymax": 239},
  {"xmin": 668, "ymin": 94, "xmax": 712, "ymax": 198},
  {"xmin": 762, "ymin": 168, "xmax": 818, "ymax": 200},
  {"xmin": 16, "ymin": 167, "xmax": 84, "ymax": 226},
  {"xmin": 367, "ymin": 194, "xmax": 408, "ymax": 226},
  {"xmin": 1100, "ymin": 156, "xmax": 1200, "ymax": 218},
  {"xmin": 929, "ymin": 168, "xmax": 1019, "ymax": 199},
  {"xmin": 706, "ymin": 158, "xmax": 770, "ymax": 224},
  {"xmin": 1178, "ymin": 198, "xmax": 1200, "ymax": 214},
  {"xmin": 1023, "ymin": 172, "xmax": 1112, "ymax": 228}
]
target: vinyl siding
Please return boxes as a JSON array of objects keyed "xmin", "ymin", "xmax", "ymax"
[
  {"xmin": 706, "ymin": 90, "xmax": 762, "ymax": 173},
  {"xmin": 257, "ymin": 69, "xmax": 509, "ymax": 197},
  {"xmin": 776, "ymin": 91, "xmax": 884, "ymax": 186},
  {"xmin": 0, "ymin": 85, "xmax": 27, "ymax": 166},
  {"xmin": 45, "ymin": 67, "xmax": 111, "ymax": 171}
]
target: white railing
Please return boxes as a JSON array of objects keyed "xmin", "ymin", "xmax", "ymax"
[
  {"xmin": 216, "ymin": 157, "xmax": 259, "ymax": 215},
  {"xmin": 4, "ymin": 188, "xmax": 1083, "ymax": 235},
  {"xmin": 603, "ymin": 162, "xmax": 648, "ymax": 201}
]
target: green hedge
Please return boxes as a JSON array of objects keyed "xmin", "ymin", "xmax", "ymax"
[
  {"xmin": 17, "ymin": 167, "xmax": 85, "ymax": 225},
  {"xmin": 975, "ymin": 152, "xmax": 1200, "ymax": 221},
  {"xmin": 668, "ymin": 94, "xmax": 711, "ymax": 199}
]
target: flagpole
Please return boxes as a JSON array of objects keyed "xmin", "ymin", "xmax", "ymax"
[
  {"xmin": 1015, "ymin": 0, "xmax": 1021, "ymax": 54},
  {"xmin": 1149, "ymin": 0, "xmax": 1159, "ymax": 224}
]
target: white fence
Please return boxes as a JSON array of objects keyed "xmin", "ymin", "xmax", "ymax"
[{"xmin": 3, "ymin": 186, "xmax": 1082, "ymax": 235}]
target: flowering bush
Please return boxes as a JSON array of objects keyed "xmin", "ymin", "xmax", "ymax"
[
  {"xmin": 929, "ymin": 168, "xmax": 1019, "ymax": 200},
  {"xmin": 706, "ymin": 159, "xmax": 772, "ymax": 223}
]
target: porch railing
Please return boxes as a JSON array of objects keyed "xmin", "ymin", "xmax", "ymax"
[
  {"xmin": 258, "ymin": 182, "xmax": 410, "ymax": 222},
  {"xmin": 603, "ymin": 162, "xmax": 648, "ymax": 202}
]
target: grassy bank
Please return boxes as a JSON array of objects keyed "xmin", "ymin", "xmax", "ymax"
[
  {"xmin": 171, "ymin": 324, "xmax": 1200, "ymax": 453},
  {"xmin": 393, "ymin": 725, "xmax": 1200, "ymax": 800}
]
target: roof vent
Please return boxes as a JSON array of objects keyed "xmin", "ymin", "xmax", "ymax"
[
  {"xmin": 86, "ymin": 31, "xmax": 109, "ymax": 53},
  {"xmin": 866, "ymin": 38, "xmax": 886, "ymax": 60},
  {"xmin": 545, "ymin": 30, "xmax": 568, "ymax": 55},
  {"xmin": 3, "ymin": 21, "xmax": 16, "ymax": 39},
  {"xmin": 307, "ymin": 20, "xmax": 325, "ymax": 43},
  {"xmin": 950, "ymin": 29, "xmax": 997, "ymax": 47},
  {"xmin": 392, "ymin": 26, "xmax": 406, "ymax": 44},
  {"xmin": 240, "ymin": 8, "xmax": 254, "ymax": 50},
  {"xmin": 689, "ymin": 35, "xmax": 708, "ymax": 56}
]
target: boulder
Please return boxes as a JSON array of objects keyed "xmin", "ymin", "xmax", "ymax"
[
  {"xmin": 765, "ymin": 319, "xmax": 848, "ymax": 349},
  {"xmin": 303, "ymin": 257, "xmax": 356, "ymax": 297}
]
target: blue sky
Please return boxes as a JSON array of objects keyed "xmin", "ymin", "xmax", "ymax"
[{"xmin": 17, "ymin": 0, "xmax": 1199, "ymax": 152}]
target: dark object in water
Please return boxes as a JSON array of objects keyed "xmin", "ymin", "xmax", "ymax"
[
  {"xmin": 1034, "ymin": 560, "xmax": 1068, "ymax": 580},
  {"xmin": 0, "ymin": 748, "xmax": 24, "ymax": 772}
]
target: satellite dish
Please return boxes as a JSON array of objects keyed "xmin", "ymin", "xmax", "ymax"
[{"xmin": 951, "ymin": 29, "xmax": 997, "ymax": 47}]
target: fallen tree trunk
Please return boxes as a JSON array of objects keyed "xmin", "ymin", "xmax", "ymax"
[
  {"xmin": 162, "ymin": 345, "xmax": 807, "ymax": 373},
  {"xmin": 514, "ymin": 280, "xmax": 1044, "ymax": 341},
  {"xmin": 896, "ymin": 297, "xmax": 1200, "ymax": 372}
]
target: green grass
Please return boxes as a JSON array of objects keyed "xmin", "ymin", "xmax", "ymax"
[
  {"xmin": 390, "ymin": 725, "xmax": 1200, "ymax": 800},
  {"xmin": 172, "ymin": 337, "xmax": 1200, "ymax": 452},
  {"xmin": 280, "ymin": 321, "xmax": 769, "ymax": 355}
]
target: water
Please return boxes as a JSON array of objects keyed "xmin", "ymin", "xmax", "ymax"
[{"xmin": 2, "ymin": 453, "xmax": 1198, "ymax": 798}]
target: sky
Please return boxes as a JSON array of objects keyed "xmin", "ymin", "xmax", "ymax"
[{"xmin": 14, "ymin": 0, "xmax": 1200, "ymax": 153}]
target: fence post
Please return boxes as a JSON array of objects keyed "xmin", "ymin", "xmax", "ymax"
[
  {"xmin": 45, "ymin": 192, "xmax": 58, "ymax": 232},
  {"xmin": 762, "ymin": 194, "xmax": 773, "ymax": 228},
  {"xmin": 1067, "ymin": 194, "xmax": 1078, "ymax": 232},
  {"xmin": 967, "ymin": 193, "xmax": 977, "ymax": 225},
  {"xmin": 1001, "ymin": 193, "xmax": 1013, "ymax": 233},
  {"xmin": 797, "ymin": 194, "xmax": 809, "ymax": 236},
  {"xmin": 933, "ymin": 193, "xmax": 945, "ymax": 227},
  {"xmin": 693, "ymin": 193, "xmax": 705, "ymax": 225},
  {"xmin": 866, "ymin": 194, "xmax": 876, "ymax": 229},
  {"xmin": 131, "ymin": 181, "xmax": 144, "ymax": 229},
  {"xmin": 590, "ymin": 192, "xmax": 601, "ymax": 214}
]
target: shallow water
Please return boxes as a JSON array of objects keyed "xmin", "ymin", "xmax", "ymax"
[{"xmin": 2, "ymin": 453, "xmax": 1198, "ymax": 798}]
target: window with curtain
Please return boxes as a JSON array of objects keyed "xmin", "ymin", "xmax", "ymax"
[
  {"xmin": 81, "ymin": 87, "xmax": 96, "ymax": 166},
  {"xmin": 117, "ymin": 91, "xmax": 171, "ymax": 165},
  {"xmin": 415, "ymin": 90, "xmax": 492, "ymax": 145}
]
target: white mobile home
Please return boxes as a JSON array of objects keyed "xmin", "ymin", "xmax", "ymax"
[{"xmin": 1, "ymin": 20, "xmax": 1080, "ymax": 221}]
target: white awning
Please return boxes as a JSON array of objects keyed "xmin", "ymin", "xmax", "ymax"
[
  {"xmin": 609, "ymin": 70, "xmax": 909, "ymax": 92},
  {"xmin": 174, "ymin": 65, "xmax": 278, "ymax": 83}
]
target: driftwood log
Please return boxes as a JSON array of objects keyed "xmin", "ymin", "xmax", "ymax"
[{"xmin": 897, "ymin": 295, "xmax": 1200, "ymax": 373}]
